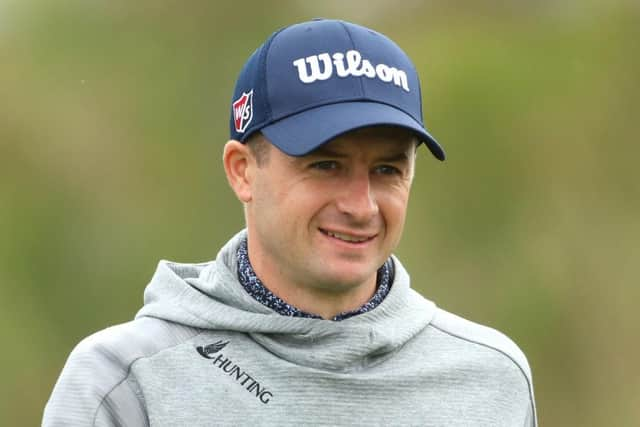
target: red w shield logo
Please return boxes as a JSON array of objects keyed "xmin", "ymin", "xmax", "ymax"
[{"xmin": 233, "ymin": 90, "xmax": 254, "ymax": 133}]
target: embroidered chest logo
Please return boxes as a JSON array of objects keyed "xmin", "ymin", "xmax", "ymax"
[
  {"xmin": 232, "ymin": 90, "xmax": 254, "ymax": 133},
  {"xmin": 196, "ymin": 340, "xmax": 228, "ymax": 358},
  {"xmin": 196, "ymin": 340, "xmax": 273, "ymax": 404},
  {"xmin": 292, "ymin": 50, "xmax": 410, "ymax": 92}
]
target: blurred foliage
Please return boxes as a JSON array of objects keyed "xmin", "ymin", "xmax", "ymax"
[{"xmin": 2, "ymin": 1, "xmax": 639, "ymax": 425}]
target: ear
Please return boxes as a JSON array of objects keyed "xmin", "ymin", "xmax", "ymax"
[{"xmin": 223, "ymin": 140, "xmax": 254, "ymax": 203}]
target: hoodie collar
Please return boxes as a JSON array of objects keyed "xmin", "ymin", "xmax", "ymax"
[{"xmin": 136, "ymin": 230, "xmax": 436, "ymax": 371}]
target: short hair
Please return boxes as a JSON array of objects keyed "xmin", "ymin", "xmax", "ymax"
[{"xmin": 245, "ymin": 132, "xmax": 270, "ymax": 167}]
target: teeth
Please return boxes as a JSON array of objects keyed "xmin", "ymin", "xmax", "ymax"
[{"xmin": 327, "ymin": 231, "xmax": 369, "ymax": 243}]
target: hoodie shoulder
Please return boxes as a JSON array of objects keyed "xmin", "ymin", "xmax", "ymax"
[
  {"xmin": 43, "ymin": 317, "xmax": 203, "ymax": 426},
  {"xmin": 429, "ymin": 308, "xmax": 537, "ymax": 426},
  {"xmin": 430, "ymin": 308, "xmax": 532, "ymax": 378}
]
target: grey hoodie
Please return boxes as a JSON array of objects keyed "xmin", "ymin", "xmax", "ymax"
[{"xmin": 43, "ymin": 231, "xmax": 537, "ymax": 426}]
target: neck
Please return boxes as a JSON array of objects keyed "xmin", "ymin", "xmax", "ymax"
[{"xmin": 243, "ymin": 238, "xmax": 378, "ymax": 320}]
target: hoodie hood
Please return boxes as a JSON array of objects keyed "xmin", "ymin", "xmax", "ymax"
[{"xmin": 136, "ymin": 230, "xmax": 436, "ymax": 371}]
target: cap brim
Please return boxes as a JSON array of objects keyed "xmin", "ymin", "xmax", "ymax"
[{"xmin": 260, "ymin": 101, "xmax": 445, "ymax": 161}]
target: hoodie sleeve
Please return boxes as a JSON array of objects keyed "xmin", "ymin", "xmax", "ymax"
[
  {"xmin": 42, "ymin": 330, "xmax": 149, "ymax": 427},
  {"xmin": 525, "ymin": 401, "xmax": 537, "ymax": 427}
]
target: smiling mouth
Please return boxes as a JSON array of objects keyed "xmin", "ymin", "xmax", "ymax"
[{"xmin": 319, "ymin": 228, "xmax": 376, "ymax": 243}]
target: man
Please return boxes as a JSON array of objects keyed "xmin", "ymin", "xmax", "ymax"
[{"xmin": 44, "ymin": 19, "xmax": 536, "ymax": 426}]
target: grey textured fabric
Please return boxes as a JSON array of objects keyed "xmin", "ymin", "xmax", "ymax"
[{"xmin": 43, "ymin": 230, "xmax": 537, "ymax": 426}]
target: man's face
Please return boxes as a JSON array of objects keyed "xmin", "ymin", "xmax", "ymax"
[{"xmin": 245, "ymin": 126, "xmax": 416, "ymax": 295}]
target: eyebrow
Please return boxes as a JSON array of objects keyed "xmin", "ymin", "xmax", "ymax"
[{"xmin": 378, "ymin": 151, "xmax": 411, "ymax": 163}]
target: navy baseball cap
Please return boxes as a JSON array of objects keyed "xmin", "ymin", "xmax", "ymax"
[{"xmin": 229, "ymin": 19, "xmax": 445, "ymax": 161}]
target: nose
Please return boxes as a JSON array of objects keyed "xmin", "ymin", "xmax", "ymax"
[{"xmin": 335, "ymin": 169, "xmax": 379, "ymax": 222}]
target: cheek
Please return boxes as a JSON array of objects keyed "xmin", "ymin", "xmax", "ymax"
[
  {"xmin": 383, "ymin": 195, "xmax": 410, "ymax": 249},
  {"xmin": 386, "ymin": 197, "xmax": 409, "ymax": 228},
  {"xmin": 249, "ymin": 178, "xmax": 284, "ymax": 230},
  {"xmin": 285, "ymin": 184, "xmax": 329, "ymax": 220},
  {"xmin": 377, "ymin": 185, "xmax": 411, "ymax": 220},
  {"xmin": 263, "ymin": 180, "xmax": 329, "ymax": 225},
  {"xmin": 381, "ymin": 201, "xmax": 410, "ymax": 248}
]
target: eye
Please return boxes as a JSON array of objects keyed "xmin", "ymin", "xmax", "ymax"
[
  {"xmin": 374, "ymin": 165, "xmax": 401, "ymax": 175},
  {"xmin": 310, "ymin": 160, "xmax": 339, "ymax": 170}
]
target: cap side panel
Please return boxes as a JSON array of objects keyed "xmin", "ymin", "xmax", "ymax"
[{"xmin": 259, "ymin": 27, "xmax": 287, "ymax": 131}]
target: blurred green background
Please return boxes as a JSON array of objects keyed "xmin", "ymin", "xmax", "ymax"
[{"xmin": 2, "ymin": 0, "xmax": 639, "ymax": 425}]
